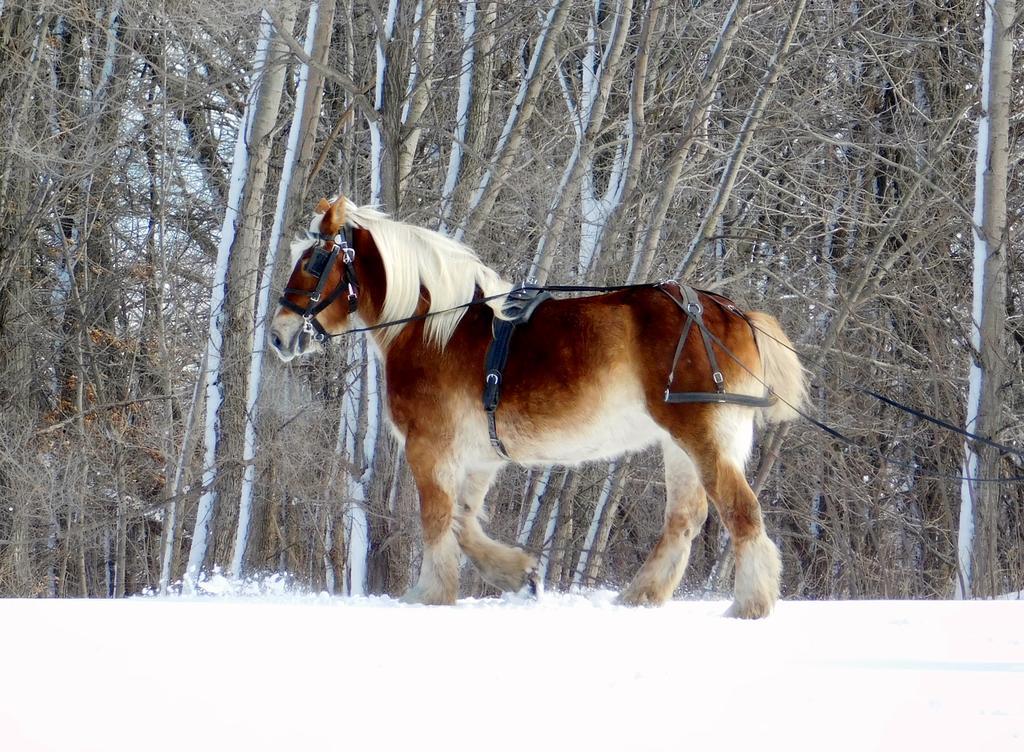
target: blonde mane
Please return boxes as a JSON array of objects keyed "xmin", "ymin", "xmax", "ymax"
[{"xmin": 291, "ymin": 199, "xmax": 512, "ymax": 348}]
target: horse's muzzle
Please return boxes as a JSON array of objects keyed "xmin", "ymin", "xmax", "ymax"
[{"xmin": 269, "ymin": 316, "xmax": 320, "ymax": 362}]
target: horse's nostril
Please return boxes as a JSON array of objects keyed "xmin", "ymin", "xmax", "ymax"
[{"xmin": 271, "ymin": 331, "xmax": 284, "ymax": 351}]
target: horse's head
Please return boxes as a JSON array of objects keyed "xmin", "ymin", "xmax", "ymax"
[{"xmin": 270, "ymin": 196, "xmax": 360, "ymax": 362}]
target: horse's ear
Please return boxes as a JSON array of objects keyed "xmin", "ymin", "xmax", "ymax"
[
  {"xmin": 315, "ymin": 197, "xmax": 331, "ymax": 214},
  {"xmin": 321, "ymin": 195, "xmax": 347, "ymax": 235}
]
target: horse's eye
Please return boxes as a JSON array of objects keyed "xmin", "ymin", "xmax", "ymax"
[{"xmin": 305, "ymin": 249, "xmax": 331, "ymax": 278}]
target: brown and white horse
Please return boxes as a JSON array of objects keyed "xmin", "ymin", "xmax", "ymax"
[{"xmin": 270, "ymin": 196, "xmax": 806, "ymax": 618}]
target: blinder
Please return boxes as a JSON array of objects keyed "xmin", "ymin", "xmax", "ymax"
[
  {"xmin": 279, "ymin": 226, "xmax": 359, "ymax": 342},
  {"xmin": 304, "ymin": 245, "xmax": 334, "ymax": 279}
]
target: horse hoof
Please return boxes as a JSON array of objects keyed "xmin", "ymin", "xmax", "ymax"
[
  {"xmin": 522, "ymin": 569, "xmax": 542, "ymax": 599},
  {"xmin": 725, "ymin": 598, "xmax": 773, "ymax": 619},
  {"xmin": 616, "ymin": 585, "xmax": 668, "ymax": 607}
]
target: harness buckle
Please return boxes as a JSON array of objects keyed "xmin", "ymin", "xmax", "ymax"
[
  {"xmin": 687, "ymin": 302, "xmax": 703, "ymax": 315},
  {"xmin": 342, "ymin": 247, "xmax": 355, "ymax": 264},
  {"xmin": 485, "ymin": 372, "xmax": 500, "ymax": 385},
  {"xmin": 712, "ymin": 371, "xmax": 724, "ymax": 385},
  {"xmin": 309, "ymin": 292, "xmax": 321, "ymax": 303}
]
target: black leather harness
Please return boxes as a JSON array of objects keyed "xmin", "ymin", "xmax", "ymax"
[
  {"xmin": 482, "ymin": 287, "xmax": 552, "ymax": 460},
  {"xmin": 278, "ymin": 226, "xmax": 359, "ymax": 342},
  {"xmin": 280, "ymin": 241, "xmax": 771, "ymax": 461},
  {"xmin": 658, "ymin": 282, "xmax": 775, "ymax": 408},
  {"xmin": 480, "ymin": 282, "xmax": 773, "ymax": 461}
]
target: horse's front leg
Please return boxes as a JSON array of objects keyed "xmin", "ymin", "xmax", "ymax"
[
  {"xmin": 402, "ymin": 436, "xmax": 462, "ymax": 605},
  {"xmin": 454, "ymin": 468, "xmax": 539, "ymax": 594}
]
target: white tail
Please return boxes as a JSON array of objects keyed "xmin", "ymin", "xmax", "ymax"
[{"xmin": 747, "ymin": 311, "xmax": 807, "ymax": 425}]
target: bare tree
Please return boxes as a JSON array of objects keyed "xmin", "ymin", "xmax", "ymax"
[{"xmin": 957, "ymin": 0, "xmax": 1015, "ymax": 599}]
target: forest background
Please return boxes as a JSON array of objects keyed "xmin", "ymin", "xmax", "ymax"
[{"xmin": 0, "ymin": 0, "xmax": 1020, "ymax": 601}]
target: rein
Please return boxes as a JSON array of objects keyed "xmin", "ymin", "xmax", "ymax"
[
  {"xmin": 699, "ymin": 323, "xmax": 1024, "ymax": 483},
  {"xmin": 315, "ymin": 281, "xmax": 662, "ymax": 339},
  {"xmin": 740, "ymin": 320, "xmax": 1024, "ymax": 464},
  {"xmin": 279, "ymin": 241, "xmax": 1022, "ymax": 479}
]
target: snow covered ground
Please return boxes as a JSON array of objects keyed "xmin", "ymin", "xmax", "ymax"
[{"xmin": 2, "ymin": 588, "xmax": 1021, "ymax": 751}]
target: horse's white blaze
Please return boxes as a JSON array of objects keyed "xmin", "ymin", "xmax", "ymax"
[{"xmin": 268, "ymin": 312, "xmax": 324, "ymax": 362}]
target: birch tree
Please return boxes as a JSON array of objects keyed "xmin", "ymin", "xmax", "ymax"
[
  {"xmin": 630, "ymin": 0, "xmax": 752, "ymax": 282},
  {"xmin": 438, "ymin": 0, "xmax": 485, "ymax": 234},
  {"xmin": 458, "ymin": 0, "xmax": 573, "ymax": 241},
  {"xmin": 675, "ymin": 0, "xmax": 806, "ymax": 279},
  {"xmin": 528, "ymin": 0, "xmax": 633, "ymax": 285},
  {"xmin": 184, "ymin": 15, "xmax": 275, "ymax": 593},
  {"xmin": 956, "ymin": 0, "xmax": 1014, "ymax": 599},
  {"xmin": 231, "ymin": 3, "xmax": 321, "ymax": 579}
]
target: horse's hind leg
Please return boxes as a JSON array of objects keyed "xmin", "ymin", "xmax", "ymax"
[
  {"xmin": 454, "ymin": 468, "xmax": 538, "ymax": 593},
  {"xmin": 619, "ymin": 440, "xmax": 708, "ymax": 606},
  {"xmin": 402, "ymin": 437, "xmax": 461, "ymax": 605},
  {"xmin": 690, "ymin": 433, "xmax": 781, "ymax": 619}
]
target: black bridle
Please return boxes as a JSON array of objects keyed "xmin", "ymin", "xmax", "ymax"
[{"xmin": 278, "ymin": 226, "xmax": 359, "ymax": 342}]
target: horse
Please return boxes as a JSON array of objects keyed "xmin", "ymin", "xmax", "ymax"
[{"xmin": 270, "ymin": 196, "xmax": 806, "ymax": 618}]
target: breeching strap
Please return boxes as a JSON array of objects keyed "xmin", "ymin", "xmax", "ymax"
[{"xmin": 658, "ymin": 282, "xmax": 775, "ymax": 409}]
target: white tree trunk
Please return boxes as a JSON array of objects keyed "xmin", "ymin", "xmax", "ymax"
[
  {"xmin": 536, "ymin": 496, "xmax": 561, "ymax": 585},
  {"xmin": 572, "ymin": 462, "xmax": 621, "ymax": 587},
  {"xmin": 589, "ymin": 0, "xmax": 660, "ymax": 283},
  {"xmin": 675, "ymin": 0, "xmax": 807, "ymax": 279},
  {"xmin": 528, "ymin": 0, "xmax": 633, "ymax": 285},
  {"xmin": 458, "ymin": 0, "xmax": 572, "ymax": 241},
  {"xmin": 438, "ymin": 0, "xmax": 478, "ymax": 234},
  {"xmin": 630, "ymin": 0, "xmax": 751, "ymax": 282},
  {"xmin": 370, "ymin": 0, "xmax": 400, "ymax": 205},
  {"xmin": 230, "ymin": 2, "xmax": 320, "ymax": 579},
  {"xmin": 398, "ymin": 0, "xmax": 436, "ymax": 195},
  {"xmin": 159, "ymin": 349, "xmax": 207, "ymax": 593},
  {"xmin": 518, "ymin": 467, "xmax": 553, "ymax": 546},
  {"xmin": 336, "ymin": 339, "xmax": 380, "ymax": 596},
  {"xmin": 183, "ymin": 15, "xmax": 273, "ymax": 594},
  {"xmin": 956, "ymin": 0, "xmax": 1013, "ymax": 599}
]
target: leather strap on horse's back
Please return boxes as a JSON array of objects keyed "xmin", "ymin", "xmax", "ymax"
[
  {"xmin": 482, "ymin": 288, "xmax": 551, "ymax": 460},
  {"xmin": 658, "ymin": 282, "xmax": 775, "ymax": 409}
]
